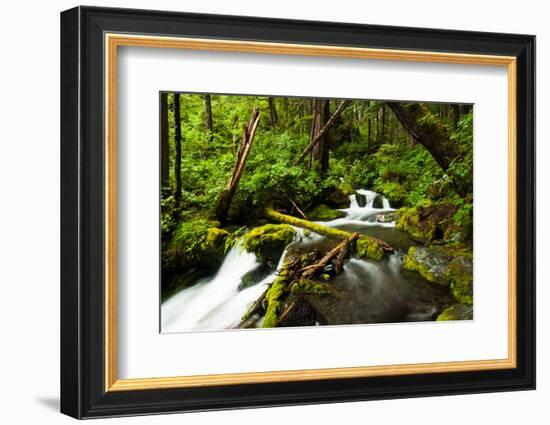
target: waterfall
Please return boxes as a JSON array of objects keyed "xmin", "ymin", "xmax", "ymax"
[
  {"xmin": 161, "ymin": 244, "xmax": 262, "ymax": 333},
  {"xmin": 327, "ymin": 189, "xmax": 395, "ymax": 227},
  {"xmin": 161, "ymin": 234, "xmax": 303, "ymax": 333}
]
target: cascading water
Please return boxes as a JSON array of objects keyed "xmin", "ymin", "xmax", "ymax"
[
  {"xmin": 161, "ymin": 232, "xmax": 306, "ymax": 333},
  {"xmin": 161, "ymin": 189, "xmax": 453, "ymax": 332}
]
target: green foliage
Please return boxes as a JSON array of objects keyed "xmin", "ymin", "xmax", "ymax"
[{"xmin": 169, "ymin": 218, "xmax": 228, "ymax": 266}]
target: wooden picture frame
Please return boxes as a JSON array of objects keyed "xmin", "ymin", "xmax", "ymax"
[{"xmin": 60, "ymin": 5, "xmax": 535, "ymax": 419}]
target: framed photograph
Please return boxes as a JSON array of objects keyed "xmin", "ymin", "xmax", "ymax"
[{"xmin": 60, "ymin": 6, "xmax": 535, "ymax": 419}]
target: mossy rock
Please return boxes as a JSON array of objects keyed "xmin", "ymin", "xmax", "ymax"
[
  {"xmin": 169, "ymin": 219, "xmax": 229, "ymax": 269},
  {"xmin": 437, "ymin": 304, "xmax": 473, "ymax": 321},
  {"xmin": 357, "ymin": 237, "xmax": 384, "ymax": 261},
  {"xmin": 262, "ymin": 272, "xmax": 290, "ymax": 328},
  {"xmin": 162, "ymin": 267, "xmax": 205, "ymax": 302},
  {"xmin": 403, "ymin": 246, "xmax": 453, "ymax": 285},
  {"xmin": 326, "ymin": 187, "xmax": 352, "ymax": 208},
  {"xmin": 307, "ymin": 204, "xmax": 346, "ymax": 221},
  {"xmin": 396, "ymin": 204, "xmax": 458, "ymax": 243},
  {"xmin": 238, "ymin": 264, "xmax": 271, "ymax": 291},
  {"xmin": 277, "ymin": 296, "xmax": 328, "ymax": 327},
  {"xmin": 290, "ymin": 279, "xmax": 330, "ymax": 295},
  {"xmin": 403, "ymin": 246, "xmax": 473, "ymax": 304},
  {"xmin": 447, "ymin": 256, "xmax": 473, "ymax": 305},
  {"xmin": 242, "ymin": 224, "xmax": 296, "ymax": 268}
]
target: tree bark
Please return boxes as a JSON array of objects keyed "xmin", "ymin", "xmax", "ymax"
[
  {"xmin": 294, "ymin": 99, "xmax": 351, "ymax": 166},
  {"xmin": 264, "ymin": 206, "xmax": 392, "ymax": 254},
  {"xmin": 160, "ymin": 92, "xmax": 170, "ymax": 189},
  {"xmin": 310, "ymin": 99, "xmax": 330, "ymax": 174},
  {"xmin": 268, "ymin": 97, "xmax": 278, "ymax": 128},
  {"xmin": 214, "ymin": 107, "xmax": 261, "ymax": 223},
  {"xmin": 204, "ymin": 94, "xmax": 213, "ymax": 142},
  {"xmin": 386, "ymin": 102, "xmax": 468, "ymax": 196},
  {"xmin": 173, "ymin": 93, "xmax": 182, "ymax": 209},
  {"xmin": 302, "ymin": 232, "xmax": 359, "ymax": 279},
  {"xmin": 451, "ymin": 104, "xmax": 460, "ymax": 130}
]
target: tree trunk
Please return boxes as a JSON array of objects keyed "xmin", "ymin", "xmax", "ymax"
[
  {"xmin": 214, "ymin": 107, "xmax": 261, "ymax": 224},
  {"xmin": 204, "ymin": 94, "xmax": 213, "ymax": 142},
  {"xmin": 380, "ymin": 104, "xmax": 386, "ymax": 142},
  {"xmin": 268, "ymin": 97, "xmax": 278, "ymax": 127},
  {"xmin": 451, "ymin": 104, "xmax": 460, "ymax": 130},
  {"xmin": 310, "ymin": 99, "xmax": 330, "ymax": 175},
  {"xmin": 386, "ymin": 102, "xmax": 468, "ymax": 196},
  {"xmin": 160, "ymin": 92, "xmax": 170, "ymax": 189},
  {"xmin": 264, "ymin": 206, "xmax": 392, "ymax": 254},
  {"xmin": 295, "ymin": 99, "xmax": 351, "ymax": 166},
  {"xmin": 173, "ymin": 93, "xmax": 182, "ymax": 209},
  {"xmin": 367, "ymin": 101, "xmax": 372, "ymax": 149}
]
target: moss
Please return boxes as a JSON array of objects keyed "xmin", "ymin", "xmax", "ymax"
[
  {"xmin": 396, "ymin": 204, "xmax": 458, "ymax": 243},
  {"xmin": 168, "ymin": 218, "xmax": 228, "ymax": 267},
  {"xmin": 396, "ymin": 207, "xmax": 433, "ymax": 242},
  {"xmin": 357, "ymin": 237, "xmax": 384, "ymax": 261},
  {"xmin": 290, "ymin": 279, "xmax": 330, "ymax": 295},
  {"xmin": 242, "ymin": 224, "xmax": 296, "ymax": 266},
  {"xmin": 437, "ymin": 304, "xmax": 473, "ymax": 321},
  {"xmin": 262, "ymin": 272, "xmax": 290, "ymax": 328},
  {"xmin": 446, "ymin": 257, "xmax": 473, "ymax": 305},
  {"xmin": 403, "ymin": 246, "xmax": 435, "ymax": 282},
  {"xmin": 265, "ymin": 207, "xmax": 351, "ymax": 240},
  {"xmin": 265, "ymin": 206, "xmax": 386, "ymax": 261},
  {"xmin": 307, "ymin": 204, "xmax": 346, "ymax": 221},
  {"xmin": 404, "ymin": 245, "xmax": 473, "ymax": 304}
]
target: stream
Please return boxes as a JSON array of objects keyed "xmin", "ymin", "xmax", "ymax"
[{"xmin": 161, "ymin": 189, "xmax": 454, "ymax": 333}]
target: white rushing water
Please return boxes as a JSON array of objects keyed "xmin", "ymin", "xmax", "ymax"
[
  {"xmin": 161, "ymin": 190, "xmax": 396, "ymax": 333},
  {"xmin": 161, "ymin": 235, "xmax": 306, "ymax": 333},
  {"xmin": 327, "ymin": 189, "xmax": 395, "ymax": 227}
]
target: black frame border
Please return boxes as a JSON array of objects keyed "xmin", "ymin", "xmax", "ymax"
[{"xmin": 60, "ymin": 6, "xmax": 535, "ymax": 419}]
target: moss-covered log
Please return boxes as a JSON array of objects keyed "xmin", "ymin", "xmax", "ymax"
[{"xmin": 265, "ymin": 206, "xmax": 391, "ymax": 260}]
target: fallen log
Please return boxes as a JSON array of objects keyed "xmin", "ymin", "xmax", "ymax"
[
  {"xmin": 302, "ymin": 232, "xmax": 359, "ymax": 279},
  {"xmin": 214, "ymin": 107, "xmax": 261, "ymax": 224},
  {"xmin": 264, "ymin": 206, "xmax": 392, "ymax": 259}
]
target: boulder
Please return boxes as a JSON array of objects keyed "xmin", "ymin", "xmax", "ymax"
[
  {"xmin": 355, "ymin": 192, "xmax": 367, "ymax": 207},
  {"xmin": 238, "ymin": 264, "xmax": 270, "ymax": 291},
  {"xmin": 396, "ymin": 203, "xmax": 458, "ymax": 243},
  {"xmin": 306, "ymin": 204, "xmax": 346, "ymax": 221},
  {"xmin": 403, "ymin": 246, "xmax": 473, "ymax": 305},
  {"xmin": 242, "ymin": 224, "xmax": 296, "ymax": 268},
  {"xmin": 437, "ymin": 304, "xmax": 473, "ymax": 321},
  {"xmin": 372, "ymin": 195, "xmax": 385, "ymax": 209},
  {"xmin": 376, "ymin": 211, "xmax": 397, "ymax": 223}
]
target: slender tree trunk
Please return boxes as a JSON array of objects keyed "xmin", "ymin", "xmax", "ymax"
[
  {"xmin": 160, "ymin": 92, "xmax": 170, "ymax": 189},
  {"xmin": 204, "ymin": 94, "xmax": 213, "ymax": 142},
  {"xmin": 173, "ymin": 93, "xmax": 182, "ymax": 209},
  {"xmin": 367, "ymin": 101, "xmax": 372, "ymax": 149},
  {"xmin": 451, "ymin": 104, "xmax": 460, "ymax": 130},
  {"xmin": 295, "ymin": 99, "xmax": 351, "ymax": 166},
  {"xmin": 268, "ymin": 97, "xmax": 278, "ymax": 128},
  {"xmin": 310, "ymin": 99, "xmax": 330, "ymax": 175},
  {"xmin": 380, "ymin": 104, "xmax": 386, "ymax": 142},
  {"xmin": 386, "ymin": 102, "xmax": 467, "ymax": 197},
  {"xmin": 215, "ymin": 107, "xmax": 261, "ymax": 224}
]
